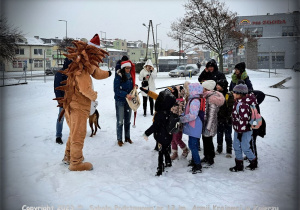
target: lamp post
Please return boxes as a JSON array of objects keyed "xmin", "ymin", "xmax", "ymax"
[
  {"xmin": 58, "ymin": 20, "xmax": 67, "ymax": 39},
  {"xmin": 157, "ymin": 39, "xmax": 163, "ymax": 56},
  {"xmin": 155, "ymin": 23, "xmax": 161, "ymax": 71}
]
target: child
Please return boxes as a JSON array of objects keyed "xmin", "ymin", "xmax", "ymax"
[
  {"xmin": 215, "ymin": 79, "xmax": 235, "ymax": 157},
  {"xmin": 180, "ymin": 82, "xmax": 203, "ymax": 174},
  {"xmin": 201, "ymin": 80, "xmax": 225, "ymax": 166},
  {"xmin": 169, "ymin": 86, "xmax": 189, "ymax": 160},
  {"xmin": 143, "ymin": 89, "xmax": 176, "ymax": 176},
  {"xmin": 230, "ymin": 84, "xmax": 258, "ymax": 172}
]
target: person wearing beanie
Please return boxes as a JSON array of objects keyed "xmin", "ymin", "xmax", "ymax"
[
  {"xmin": 216, "ymin": 79, "xmax": 235, "ymax": 157},
  {"xmin": 229, "ymin": 83, "xmax": 258, "ymax": 172},
  {"xmin": 229, "ymin": 62, "xmax": 253, "ymax": 92},
  {"xmin": 114, "ymin": 59, "xmax": 137, "ymax": 147},
  {"xmin": 201, "ymin": 80, "xmax": 225, "ymax": 166},
  {"xmin": 198, "ymin": 60, "xmax": 226, "ymax": 84},
  {"xmin": 139, "ymin": 59, "xmax": 157, "ymax": 117},
  {"xmin": 56, "ymin": 34, "xmax": 112, "ymax": 171}
]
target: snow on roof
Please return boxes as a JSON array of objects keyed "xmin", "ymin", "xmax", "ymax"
[
  {"xmin": 158, "ymin": 56, "xmax": 187, "ymax": 60},
  {"xmin": 17, "ymin": 36, "xmax": 53, "ymax": 46},
  {"xmin": 106, "ymin": 48, "xmax": 126, "ymax": 52},
  {"xmin": 186, "ymin": 51, "xmax": 198, "ymax": 55}
]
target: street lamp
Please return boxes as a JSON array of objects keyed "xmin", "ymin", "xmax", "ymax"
[
  {"xmin": 157, "ymin": 39, "xmax": 163, "ymax": 56},
  {"xmin": 99, "ymin": 31, "xmax": 107, "ymax": 49},
  {"xmin": 155, "ymin": 23, "xmax": 161, "ymax": 46},
  {"xmin": 58, "ymin": 20, "xmax": 67, "ymax": 39}
]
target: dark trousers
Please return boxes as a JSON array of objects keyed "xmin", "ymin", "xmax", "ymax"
[
  {"xmin": 250, "ymin": 132, "xmax": 258, "ymax": 157},
  {"xmin": 202, "ymin": 136, "xmax": 215, "ymax": 159},
  {"xmin": 143, "ymin": 96, "xmax": 154, "ymax": 115},
  {"xmin": 158, "ymin": 144, "xmax": 171, "ymax": 167},
  {"xmin": 217, "ymin": 122, "xmax": 233, "ymax": 150}
]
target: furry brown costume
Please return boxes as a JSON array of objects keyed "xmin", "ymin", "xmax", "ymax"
[{"xmin": 54, "ymin": 38, "xmax": 110, "ymax": 171}]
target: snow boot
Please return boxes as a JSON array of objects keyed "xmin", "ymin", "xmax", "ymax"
[
  {"xmin": 192, "ymin": 164, "xmax": 202, "ymax": 174},
  {"xmin": 216, "ymin": 144, "xmax": 222, "ymax": 154},
  {"xmin": 188, "ymin": 159, "xmax": 195, "ymax": 167},
  {"xmin": 226, "ymin": 145, "xmax": 232, "ymax": 158},
  {"xmin": 245, "ymin": 158, "xmax": 258, "ymax": 170},
  {"xmin": 69, "ymin": 162, "xmax": 93, "ymax": 171},
  {"xmin": 181, "ymin": 147, "xmax": 189, "ymax": 158},
  {"xmin": 206, "ymin": 157, "xmax": 214, "ymax": 167},
  {"xmin": 156, "ymin": 164, "xmax": 165, "ymax": 176},
  {"xmin": 229, "ymin": 159, "xmax": 244, "ymax": 172},
  {"xmin": 56, "ymin": 137, "xmax": 63, "ymax": 145},
  {"xmin": 201, "ymin": 157, "xmax": 208, "ymax": 163},
  {"xmin": 118, "ymin": 140, "xmax": 124, "ymax": 147},
  {"xmin": 170, "ymin": 150, "xmax": 178, "ymax": 160},
  {"xmin": 125, "ymin": 138, "xmax": 133, "ymax": 144}
]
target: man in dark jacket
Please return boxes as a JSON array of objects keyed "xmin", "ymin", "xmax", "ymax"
[
  {"xmin": 54, "ymin": 58, "xmax": 71, "ymax": 144},
  {"xmin": 198, "ymin": 60, "xmax": 226, "ymax": 84},
  {"xmin": 216, "ymin": 79, "xmax": 235, "ymax": 157},
  {"xmin": 144, "ymin": 89, "xmax": 176, "ymax": 176}
]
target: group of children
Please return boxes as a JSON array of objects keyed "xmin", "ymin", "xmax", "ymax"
[{"xmin": 141, "ymin": 77, "xmax": 261, "ymax": 176}]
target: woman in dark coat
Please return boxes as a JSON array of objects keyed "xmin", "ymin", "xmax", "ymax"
[{"xmin": 229, "ymin": 62, "xmax": 253, "ymax": 91}]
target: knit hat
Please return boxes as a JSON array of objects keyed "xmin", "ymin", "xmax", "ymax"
[
  {"xmin": 121, "ymin": 60, "xmax": 132, "ymax": 69},
  {"xmin": 216, "ymin": 79, "xmax": 228, "ymax": 91},
  {"xmin": 235, "ymin": 62, "xmax": 246, "ymax": 72},
  {"xmin": 202, "ymin": 80, "xmax": 216, "ymax": 91},
  {"xmin": 206, "ymin": 61, "xmax": 215, "ymax": 68},
  {"xmin": 233, "ymin": 84, "xmax": 248, "ymax": 94},
  {"xmin": 88, "ymin": 34, "xmax": 101, "ymax": 48}
]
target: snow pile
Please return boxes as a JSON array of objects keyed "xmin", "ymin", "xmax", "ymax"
[{"xmin": 2, "ymin": 68, "xmax": 298, "ymax": 209}]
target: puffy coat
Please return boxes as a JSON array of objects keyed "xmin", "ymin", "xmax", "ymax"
[
  {"xmin": 145, "ymin": 90, "xmax": 176, "ymax": 147},
  {"xmin": 180, "ymin": 83, "xmax": 204, "ymax": 138},
  {"xmin": 202, "ymin": 90, "xmax": 225, "ymax": 137},
  {"xmin": 114, "ymin": 70, "xmax": 133, "ymax": 102},
  {"xmin": 217, "ymin": 90, "xmax": 235, "ymax": 124},
  {"xmin": 139, "ymin": 60, "xmax": 157, "ymax": 97},
  {"xmin": 232, "ymin": 93, "xmax": 257, "ymax": 133},
  {"xmin": 198, "ymin": 67, "xmax": 226, "ymax": 83}
]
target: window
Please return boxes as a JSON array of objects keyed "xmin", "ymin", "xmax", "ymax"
[
  {"xmin": 46, "ymin": 49, "xmax": 52, "ymax": 56},
  {"xmin": 12, "ymin": 60, "xmax": 24, "ymax": 68},
  {"xmin": 122, "ymin": 42, "xmax": 124, "ymax": 46},
  {"xmin": 245, "ymin": 27, "xmax": 263, "ymax": 37},
  {"xmin": 34, "ymin": 49, "xmax": 43, "ymax": 55},
  {"xmin": 34, "ymin": 60, "xmax": 43, "ymax": 68},
  {"xmin": 140, "ymin": 50, "xmax": 144, "ymax": 56},
  {"xmin": 282, "ymin": 26, "xmax": 297, "ymax": 36},
  {"xmin": 15, "ymin": 48, "xmax": 25, "ymax": 55}
]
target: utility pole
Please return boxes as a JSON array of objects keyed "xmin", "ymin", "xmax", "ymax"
[
  {"xmin": 58, "ymin": 20, "xmax": 67, "ymax": 39},
  {"xmin": 143, "ymin": 20, "xmax": 158, "ymax": 71}
]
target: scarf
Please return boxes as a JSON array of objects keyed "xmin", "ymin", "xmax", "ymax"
[{"xmin": 231, "ymin": 71, "xmax": 248, "ymax": 84}]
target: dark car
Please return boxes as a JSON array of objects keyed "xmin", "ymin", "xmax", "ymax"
[
  {"xmin": 292, "ymin": 62, "xmax": 300, "ymax": 72},
  {"xmin": 45, "ymin": 67, "xmax": 61, "ymax": 75}
]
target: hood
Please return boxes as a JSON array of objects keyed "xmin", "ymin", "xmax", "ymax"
[
  {"xmin": 240, "ymin": 93, "xmax": 257, "ymax": 106},
  {"xmin": 143, "ymin": 59, "xmax": 154, "ymax": 69},
  {"xmin": 155, "ymin": 89, "xmax": 176, "ymax": 112},
  {"xmin": 203, "ymin": 91, "xmax": 225, "ymax": 107},
  {"xmin": 186, "ymin": 83, "xmax": 203, "ymax": 99}
]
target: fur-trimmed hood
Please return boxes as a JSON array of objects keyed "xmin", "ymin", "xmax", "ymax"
[{"xmin": 203, "ymin": 90, "xmax": 225, "ymax": 107}]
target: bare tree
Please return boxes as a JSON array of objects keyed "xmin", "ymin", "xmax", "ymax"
[
  {"xmin": 58, "ymin": 37, "xmax": 75, "ymax": 51},
  {"xmin": 0, "ymin": 17, "xmax": 23, "ymax": 62},
  {"xmin": 168, "ymin": 0, "xmax": 255, "ymax": 71}
]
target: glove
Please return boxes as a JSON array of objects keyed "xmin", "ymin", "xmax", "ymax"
[
  {"xmin": 142, "ymin": 80, "xmax": 149, "ymax": 87},
  {"xmin": 108, "ymin": 71, "xmax": 112, "ymax": 77},
  {"xmin": 140, "ymin": 87, "xmax": 149, "ymax": 94},
  {"xmin": 237, "ymin": 133, "xmax": 243, "ymax": 142},
  {"xmin": 150, "ymin": 70, "xmax": 153, "ymax": 73},
  {"xmin": 143, "ymin": 133, "xmax": 148, "ymax": 141}
]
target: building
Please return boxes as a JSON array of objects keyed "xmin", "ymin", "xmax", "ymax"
[
  {"xmin": 4, "ymin": 36, "xmax": 54, "ymax": 72},
  {"xmin": 103, "ymin": 48, "xmax": 127, "ymax": 68},
  {"xmin": 234, "ymin": 12, "xmax": 300, "ymax": 69}
]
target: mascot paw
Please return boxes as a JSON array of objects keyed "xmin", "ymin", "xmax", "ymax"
[{"xmin": 69, "ymin": 162, "xmax": 93, "ymax": 171}]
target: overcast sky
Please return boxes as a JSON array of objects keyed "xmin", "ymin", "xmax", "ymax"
[{"xmin": 2, "ymin": 0, "xmax": 299, "ymax": 50}]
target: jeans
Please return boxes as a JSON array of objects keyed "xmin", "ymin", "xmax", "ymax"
[
  {"xmin": 56, "ymin": 107, "xmax": 65, "ymax": 138},
  {"xmin": 188, "ymin": 136, "xmax": 201, "ymax": 165},
  {"xmin": 233, "ymin": 130, "xmax": 256, "ymax": 161},
  {"xmin": 217, "ymin": 122, "xmax": 232, "ymax": 148},
  {"xmin": 115, "ymin": 100, "xmax": 132, "ymax": 141}
]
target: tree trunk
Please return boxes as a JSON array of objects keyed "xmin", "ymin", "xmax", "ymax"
[{"xmin": 218, "ymin": 53, "xmax": 223, "ymax": 73}]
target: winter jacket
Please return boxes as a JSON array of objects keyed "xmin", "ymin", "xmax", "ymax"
[
  {"xmin": 180, "ymin": 83, "xmax": 203, "ymax": 138},
  {"xmin": 145, "ymin": 90, "xmax": 176, "ymax": 147},
  {"xmin": 139, "ymin": 60, "xmax": 157, "ymax": 97},
  {"xmin": 202, "ymin": 90, "xmax": 225, "ymax": 137},
  {"xmin": 217, "ymin": 90, "xmax": 235, "ymax": 124},
  {"xmin": 54, "ymin": 58, "xmax": 70, "ymax": 99},
  {"xmin": 232, "ymin": 93, "xmax": 257, "ymax": 133},
  {"xmin": 198, "ymin": 68, "xmax": 226, "ymax": 84},
  {"xmin": 229, "ymin": 71, "xmax": 253, "ymax": 92},
  {"xmin": 114, "ymin": 69, "xmax": 134, "ymax": 102}
]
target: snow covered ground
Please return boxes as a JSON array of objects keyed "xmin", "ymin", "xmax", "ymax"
[{"xmin": 2, "ymin": 68, "xmax": 299, "ymax": 209}]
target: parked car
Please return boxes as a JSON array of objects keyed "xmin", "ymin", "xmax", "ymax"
[
  {"xmin": 169, "ymin": 64, "xmax": 200, "ymax": 77},
  {"xmin": 292, "ymin": 62, "xmax": 300, "ymax": 72},
  {"xmin": 222, "ymin": 63, "xmax": 234, "ymax": 74},
  {"xmin": 45, "ymin": 67, "xmax": 61, "ymax": 75}
]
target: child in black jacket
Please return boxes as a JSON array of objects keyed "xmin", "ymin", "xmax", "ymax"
[{"xmin": 143, "ymin": 89, "xmax": 176, "ymax": 176}]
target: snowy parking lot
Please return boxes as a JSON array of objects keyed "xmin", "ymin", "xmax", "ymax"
[{"xmin": 2, "ymin": 68, "xmax": 299, "ymax": 209}]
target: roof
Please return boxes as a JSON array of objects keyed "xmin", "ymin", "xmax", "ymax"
[
  {"xmin": 158, "ymin": 56, "xmax": 187, "ymax": 60},
  {"xmin": 17, "ymin": 36, "xmax": 53, "ymax": 46},
  {"xmin": 106, "ymin": 48, "xmax": 126, "ymax": 52},
  {"xmin": 186, "ymin": 51, "xmax": 198, "ymax": 55}
]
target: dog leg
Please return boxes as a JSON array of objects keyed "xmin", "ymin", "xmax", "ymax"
[{"xmin": 89, "ymin": 118, "xmax": 94, "ymax": 137}]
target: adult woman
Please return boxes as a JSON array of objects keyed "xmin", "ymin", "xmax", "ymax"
[
  {"xmin": 229, "ymin": 62, "xmax": 253, "ymax": 91},
  {"xmin": 139, "ymin": 59, "xmax": 157, "ymax": 116},
  {"xmin": 114, "ymin": 60, "xmax": 136, "ymax": 147}
]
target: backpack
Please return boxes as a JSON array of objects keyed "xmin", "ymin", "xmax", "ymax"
[
  {"xmin": 166, "ymin": 112, "xmax": 181, "ymax": 134},
  {"xmin": 237, "ymin": 102, "xmax": 262, "ymax": 130},
  {"xmin": 188, "ymin": 96, "xmax": 206, "ymax": 124}
]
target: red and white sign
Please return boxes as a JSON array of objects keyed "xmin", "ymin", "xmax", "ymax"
[{"xmin": 252, "ymin": 20, "xmax": 286, "ymax": 25}]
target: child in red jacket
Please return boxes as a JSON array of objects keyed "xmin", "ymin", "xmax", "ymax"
[{"xmin": 230, "ymin": 84, "xmax": 258, "ymax": 172}]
